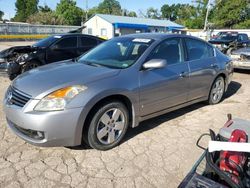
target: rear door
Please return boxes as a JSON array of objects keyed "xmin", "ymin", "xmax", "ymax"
[
  {"xmin": 46, "ymin": 36, "xmax": 78, "ymax": 63},
  {"xmin": 139, "ymin": 37, "xmax": 190, "ymax": 116},
  {"xmin": 184, "ymin": 38, "xmax": 216, "ymax": 101}
]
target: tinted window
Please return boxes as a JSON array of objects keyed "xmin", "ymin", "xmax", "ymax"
[
  {"xmin": 238, "ymin": 34, "xmax": 248, "ymax": 41},
  {"xmin": 55, "ymin": 37, "xmax": 77, "ymax": 48},
  {"xmin": 186, "ymin": 38, "xmax": 212, "ymax": 61},
  {"xmin": 149, "ymin": 38, "xmax": 183, "ymax": 65},
  {"xmin": 80, "ymin": 37, "xmax": 97, "ymax": 47},
  {"xmin": 207, "ymin": 44, "xmax": 214, "ymax": 57},
  {"xmin": 219, "ymin": 35, "xmax": 237, "ymax": 40}
]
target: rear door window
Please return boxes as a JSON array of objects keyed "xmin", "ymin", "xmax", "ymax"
[
  {"xmin": 185, "ymin": 38, "xmax": 212, "ymax": 61},
  {"xmin": 80, "ymin": 37, "xmax": 97, "ymax": 47},
  {"xmin": 55, "ymin": 37, "xmax": 77, "ymax": 49}
]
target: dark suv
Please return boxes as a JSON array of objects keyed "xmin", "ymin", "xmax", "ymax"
[
  {"xmin": 209, "ymin": 33, "xmax": 249, "ymax": 54},
  {"xmin": 0, "ymin": 34, "xmax": 105, "ymax": 80}
]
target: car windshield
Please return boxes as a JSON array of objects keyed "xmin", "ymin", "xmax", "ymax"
[
  {"xmin": 33, "ymin": 36, "xmax": 60, "ymax": 47},
  {"xmin": 79, "ymin": 37, "xmax": 153, "ymax": 69}
]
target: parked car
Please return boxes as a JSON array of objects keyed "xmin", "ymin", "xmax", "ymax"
[
  {"xmin": 209, "ymin": 33, "xmax": 249, "ymax": 54},
  {"xmin": 0, "ymin": 34, "xmax": 105, "ymax": 80},
  {"xmin": 230, "ymin": 43, "xmax": 250, "ymax": 70},
  {"xmin": 3, "ymin": 33, "xmax": 233, "ymax": 150}
]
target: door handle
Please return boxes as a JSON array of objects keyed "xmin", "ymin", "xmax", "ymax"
[{"xmin": 179, "ymin": 72, "xmax": 188, "ymax": 78}]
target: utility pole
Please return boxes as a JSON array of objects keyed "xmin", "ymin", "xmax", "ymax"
[
  {"xmin": 82, "ymin": 0, "xmax": 88, "ymax": 26},
  {"xmin": 204, "ymin": 0, "xmax": 211, "ymax": 31},
  {"xmin": 85, "ymin": 0, "xmax": 88, "ymax": 21}
]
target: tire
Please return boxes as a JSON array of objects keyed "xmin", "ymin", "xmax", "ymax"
[
  {"xmin": 86, "ymin": 101, "xmax": 129, "ymax": 150},
  {"xmin": 208, "ymin": 76, "xmax": 225, "ymax": 105},
  {"xmin": 21, "ymin": 61, "xmax": 40, "ymax": 73}
]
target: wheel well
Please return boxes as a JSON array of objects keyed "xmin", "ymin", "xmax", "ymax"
[
  {"xmin": 217, "ymin": 73, "xmax": 226, "ymax": 81},
  {"xmin": 82, "ymin": 95, "xmax": 133, "ymax": 136}
]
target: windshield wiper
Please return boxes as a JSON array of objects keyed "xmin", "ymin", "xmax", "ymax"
[{"xmin": 83, "ymin": 61, "xmax": 104, "ymax": 67}]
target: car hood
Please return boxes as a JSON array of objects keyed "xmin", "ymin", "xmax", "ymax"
[
  {"xmin": 232, "ymin": 47, "xmax": 250, "ymax": 56},
  {"xmin": 12, "ymin": 60, "xmax": 121, "ymax": 99}
]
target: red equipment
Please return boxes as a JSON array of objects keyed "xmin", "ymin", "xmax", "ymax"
[{"xmin": 219, "ymin": 129, "xmax": 247, "ymax": 184}]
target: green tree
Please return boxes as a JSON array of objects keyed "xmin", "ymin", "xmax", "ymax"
[
  {"xmin": 38, "ymin": 4, "xmax": 52, "ymax": 13},
  {"xmin": 161, "ymin": 4, "xmax": 179, "ymax": 21},
  {"xmin": 97, "ymin": 0, "xmax": 122, "ymax": 15},
  {"xmin": 56, "ymin": 0, "xmax": 83, "ymax": 25},
  {"xmin": 27, "ymin": 11, "xmax": 64, "ymax": 25},
  {"xmin": 211, "ymin": 0, "xmax": 250, "ymax": 28},
  {"xmin": 161, "ymin": 2, "xmax": 206, "ymax": 29},
  {"xmin": 122, "ymin": 9, "xmax": 137, "ymax": 17},
  {"xmin": 0, "ymin": 10, "xmax": 4, "ymax": 21},
  {"xmin": 127, "ymin": 11, "xmax": 137, "ymax": 17},
  {"xmin": 13, "ymin": 0, "xmax": 39, "ymax": 22},
  {"xmin": 146, "ymin": 7, "xmax": 160, "ymax": 19}
]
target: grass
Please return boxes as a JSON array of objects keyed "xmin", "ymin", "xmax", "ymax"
[{"xmin": 0, "ymin": 34, "xmax": 48, "ymax": 40}]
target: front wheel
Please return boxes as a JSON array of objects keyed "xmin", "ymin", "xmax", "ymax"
[
  {"xmin": 208, "ymin": 76, "xmax": 225, "ymax": 105},
  {"xmin": 86, "ymin": 101, "xmax": 129, "ymax": 150}
]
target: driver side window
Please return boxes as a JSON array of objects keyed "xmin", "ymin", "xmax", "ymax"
[{"xmin": 148, "ymin": 38, "xmax": 184, "ymax": 65}]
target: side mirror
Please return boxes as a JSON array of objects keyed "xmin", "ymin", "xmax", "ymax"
[{"xmin": 142, "ymin": 59, "xmax": 167, "ymax": 70}]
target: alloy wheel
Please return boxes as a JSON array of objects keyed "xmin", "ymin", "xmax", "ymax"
[
  {"xmin": 96, "ymin": 108, "xmax": 125, "ymax": 145},
  {"xmin": 211, "ymin": 78, "xmax": 225, "ymax": 103}
]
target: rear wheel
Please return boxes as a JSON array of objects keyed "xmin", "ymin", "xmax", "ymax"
[
  {"xmin": 22, "ymin": 61, "xmax": 40, "ymax": 73},
  {"xmin": 208, "ymin": 76, "xmax": 225, "ymax": 105},
  {"xmin": 86, "ymin": 101, "xmax": 129, "ymax": 150}
]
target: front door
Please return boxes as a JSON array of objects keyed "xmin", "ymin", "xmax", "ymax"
[{"xmin": 139, "ymin": 38, "xmax": 189, "ymax": 116}]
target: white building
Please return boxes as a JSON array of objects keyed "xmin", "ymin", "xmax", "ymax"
[{"xmin": 83, "ymin": 14, "xmax": 185, "ymax": 39}]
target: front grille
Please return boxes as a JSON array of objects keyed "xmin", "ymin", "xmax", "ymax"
[{"xmin": 7, "ymin": 87, "xmax": 31, "ymax": 107}]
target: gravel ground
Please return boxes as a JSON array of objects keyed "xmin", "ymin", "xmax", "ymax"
[{"xmin": 0, "ymin": 42, "xmax": 250, "ymax": 188}]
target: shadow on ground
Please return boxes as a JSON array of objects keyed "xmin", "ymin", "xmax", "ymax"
[{"xmin": 69, "ymin": 81, "xmax": 241, "ymax": 150}]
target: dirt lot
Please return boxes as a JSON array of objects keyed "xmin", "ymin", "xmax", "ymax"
[{"xmin": 0, "ymin": 42, "xmax": 250, "ymax": 188}]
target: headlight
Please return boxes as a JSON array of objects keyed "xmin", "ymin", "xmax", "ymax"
[{"xmin": 34, "ymin": 85, "xmax": 87, "ymax": 111}]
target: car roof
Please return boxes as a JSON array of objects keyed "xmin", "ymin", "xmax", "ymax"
[
  {"xmin": 119, "ymin": 33, "xmax": 208, "ymax": 43},
  {"xmin": 50, "ymin": 33, "xmax": 105, "ymax": 40}
]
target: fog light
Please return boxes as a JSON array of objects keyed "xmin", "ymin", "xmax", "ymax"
[{"xmin": 37, "ymin": 131, "xmax": 44, "ymax": 138}]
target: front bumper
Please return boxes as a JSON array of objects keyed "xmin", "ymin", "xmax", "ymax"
[{"xmin": 3, "ymin": 98, "xmax": 85, "ymax": 147}]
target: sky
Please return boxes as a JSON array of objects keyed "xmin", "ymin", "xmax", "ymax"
[{"xmin": 0, "ymin": 0, "xmax": 194, "ymax": 20}]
